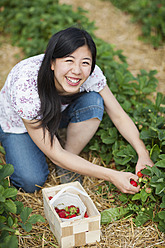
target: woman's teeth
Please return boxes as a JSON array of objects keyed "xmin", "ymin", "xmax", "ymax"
[{"xmin": 67, "ymin": 77, "xmax": 80, "ymax": 83}]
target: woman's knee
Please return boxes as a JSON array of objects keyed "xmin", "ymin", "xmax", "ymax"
[
  {"xmin": 71, "ymin": 92, "xmax": 104, "ymax": 123},
  {"xmin": 11, "ymin": 170, "xmax": 48, "ymax": 193}
]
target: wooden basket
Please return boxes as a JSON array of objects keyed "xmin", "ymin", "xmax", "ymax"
[{"xmin": 42, "ymin": 181, "xmax": 101, "ymax": 248}]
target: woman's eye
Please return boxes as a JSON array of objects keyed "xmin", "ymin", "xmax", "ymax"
[
  {"xmin": 83, "ymin": 61, "xmax": 90, "ymax": 65},
  {"xmin": 65, "ymin": 59, "xmax": 73, "ymax": 63}
]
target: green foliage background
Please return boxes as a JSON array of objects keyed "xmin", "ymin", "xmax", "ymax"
[{"xmin": 0, "ymin": 0, "xmax": 165, "ymax": 244}]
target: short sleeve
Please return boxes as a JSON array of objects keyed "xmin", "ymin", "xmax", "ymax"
[
  {"xmin": 80, "ymin": 65, "xmax": 106, "ymax": 92},
  {"xmin": 10, "ymin": 74, "xmax": 41, "ymax": 120}
]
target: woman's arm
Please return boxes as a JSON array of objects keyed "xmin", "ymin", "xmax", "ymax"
[
  {"xmin": 22, "ymin": 118, "xmax": 140, "ymax": 194},
  {"xmin": 99, "ymin": 85, "xmax": 154, "ymax": 173}
]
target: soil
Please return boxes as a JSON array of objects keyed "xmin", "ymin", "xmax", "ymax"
[{"xmin": 0, "ymin": 0, "xmax": 165, "ymax": 95}]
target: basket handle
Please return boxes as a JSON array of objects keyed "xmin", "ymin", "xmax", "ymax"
[{"xmin": 49, "ymin": 185, "xmax": 89, "ymax": 206}]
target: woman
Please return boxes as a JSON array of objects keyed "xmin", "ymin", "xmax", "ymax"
[{"xmin": 0, "ymin": 27, "xmax": 153, "ymax": 193}]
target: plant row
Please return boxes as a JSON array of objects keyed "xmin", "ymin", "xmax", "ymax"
[{"xmin": 105, "ymin": 0, "xmax": 165, "ymax": 48}]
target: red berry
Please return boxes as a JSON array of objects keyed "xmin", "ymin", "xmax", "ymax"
[
  {"xmin": 48, "ymin": 196, "xmax": 53, "ymax": 200},
  {"xmin": 55, "ymin": 207, "xmax": 60, "ymax": 213},
  {"xmin": 70, "ymin": 214, "xmax": 77, "ymax": 218},
  {"xmin": 59, "ymin": 211, "xmax": 66, "ymax": 218},
  {"xmin": 76, "ymin": 207, "xmax": 80, "ymax": 214},
  {"xmin": 130, "ymin": 179, "xmax": 138, "ymax": 187},
  {"xmin": 137, "ymin": 171, "xmax": 143, "ymax": 178},
  {"xmin": 68, "ymin": 205, "xmax": 76, "ymax": 209},
  {"xmin": 84, "ymin": 212, "xmax": 89, "ymax": 218}
]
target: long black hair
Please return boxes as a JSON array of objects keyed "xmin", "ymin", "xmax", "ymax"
[{"xmin": 37, "ymin": 27, "xmax": 97, "ymax": 145}]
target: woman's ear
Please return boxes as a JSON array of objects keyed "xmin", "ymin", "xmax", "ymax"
[{"xmin": 51, "ymin": 60, "xmax": 55, "ymax": 71}]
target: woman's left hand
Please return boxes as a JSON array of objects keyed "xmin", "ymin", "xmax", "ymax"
[{"xmin": 135, "ymin": 151, "xmax": 154, "ymax": 175}]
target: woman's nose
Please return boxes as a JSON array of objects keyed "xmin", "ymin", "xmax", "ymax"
[{"xmin": 71, "ymin": 63, "xmax": 81, "ymax": 74}]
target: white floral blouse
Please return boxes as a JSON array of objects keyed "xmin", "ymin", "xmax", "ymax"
[{"xmin": 0, "ymin": 54, "xmax": 106, "ymax": 133}]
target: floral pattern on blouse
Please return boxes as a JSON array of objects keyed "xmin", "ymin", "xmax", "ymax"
[{"xmin": 0, "ymin": 54, "xmax": 106, "ymax": 133}]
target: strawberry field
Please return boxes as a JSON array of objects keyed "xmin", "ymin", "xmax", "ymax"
[{"xmin": 0, "ymin": 0, "xmax": 165, "ymax": 247}]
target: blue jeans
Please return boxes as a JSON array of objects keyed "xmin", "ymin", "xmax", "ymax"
[{"xmin": 0, "ymin": 92, "xmax": 104, "ymax": 192}]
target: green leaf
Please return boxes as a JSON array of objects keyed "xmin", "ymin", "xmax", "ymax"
[
  {"xmin": 0, "ymin": 216, "xmax": 6, "ymax": 223},
  {"xmin": 155, "ymin": 160, "xmax": 165, "ymax": 168},
  {"xmin": 7, "ymin": 216, "xmax": 14, "ymax": 227},
  {"xmin": 158, "ymin": 221, "xmax": 165, "ymax": 233},
  {"xmin": 0, "ymin": 185, "xmax": 5, "ymax": 195},
  {"xmin": 28, "ymin": 214, "xmax": 45, "ymax": 224},
  {"xmin": 150, "ymin": 144, "xmax": 160, "ymax": 162},
  {"xmin": 132, "ymin": 193, "xmax": 141, "ymax": 201},
  {"xmin": 20, "ymin": 207, "xmax": 33, "ymax": 223},
  {"xmin": 0, "ymin": 195, "xmax": 6, "ymax": 202},
  {"xmin": 0, "ymin": 145, "xmax": 6, "ymax": 154},
  {"xmin": 15, "ymin": 201, "xmax": 24, "ymax": 215},
  {"xmin": 134, "ymin": 212, "xmax": 151, "ymax": 226},
  {"xmin": 115, "ymin": 70, "xmax": 123, "ymax": 84},
  {"xmin": 118, "ymin": 193, "xmax": 128, "ymax": 202},
  {"xmin": 1, "ymin": 234, "xmax": 18, "ymax": 248},
  {"xmin": 19, "ymin": 222, "xmax": 32, "ymax": 232},
  {"xmin": 0, "ymin": 222, "xmax": 16, "ymax": 232},
  {"xmin": 101, "ymin": 206, "xmax": 129, "ymax": 224},
  {"xmin": 158, "ymin": 211, "xmax": 165, "ymax": 220},
  {"xmin": 151, "ymin": 165, "xmax": 162, "ymax": 177},
  {"xmin": 156, "ymin": 92, "xmax": 163, "ymax": 108},
  {"xmin": 4, "ymin": 188, "xmax": 17, "ymax": 199},
  {"xmin": 159, "ymin": 154, "xmax": 165, "ymax": 160},
  {"xmin": 4, "ymin": 200, "xmax": 17, "ymax": 214},
  {"xmin": 140, "ymin": 188, "xmax": 149, "ymax": 202},
  {"xmin": 0, "ymin": 164, "xmax": 14, "ymax": 181},
  {"xmin": 160, "ymin": 202, "xmax": 165, "ymax": 208},
  {"xmin": 155, "ymin": 183, "xmax": 165, "ymax": 195}
]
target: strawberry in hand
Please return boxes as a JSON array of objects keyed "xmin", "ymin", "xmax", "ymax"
[
  {"xmin": 130, "ymin": 179, "xmax": 138, "ymax": 187},
  {"xmin": 137, "ymin": 171, "xmax": 143, "ymax": 178}
]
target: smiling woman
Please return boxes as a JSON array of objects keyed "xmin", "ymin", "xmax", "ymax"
[{"xmin": 0, "ymin": 26, "xmax": 153, "ymax": 193}]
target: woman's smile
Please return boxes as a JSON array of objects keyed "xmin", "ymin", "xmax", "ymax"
[{"xmin": 66, "ymin": 76, "xmax": 81, "ymax": 86}]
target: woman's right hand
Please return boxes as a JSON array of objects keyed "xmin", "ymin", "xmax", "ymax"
[{"xmin": 109, "ymin": 170, "xmax": 140, "ymax": 194}]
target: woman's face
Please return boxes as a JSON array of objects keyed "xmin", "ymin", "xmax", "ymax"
[{"xmin": 51, "ymin": 45, "xmax": 92, "ymax": 95}]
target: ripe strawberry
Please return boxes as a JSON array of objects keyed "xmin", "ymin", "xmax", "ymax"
[
  {"xmin": 59, "ymin": 211, "xmax": 66, "ymax": 218},
  {"xmin": 84, "ymin": 212, "xmax": 89, "ymax": 218},
  {"xmin": 137, "ymin": 171, "xmax": 143, "ymax": 178},
  {"xmin": 130, "ymin": 179, "xmax": 138, "ymax": 187},
  {"xmin": 70, "ymin": 214, "xmax": 77, "ymax": 218},
  {"xmin": 48, "ymin": 196, "xmax": 53, "ymax": 200},
  {"xmin": 55, "ymin": 207, "xmax": 60, "ymax": 213}
]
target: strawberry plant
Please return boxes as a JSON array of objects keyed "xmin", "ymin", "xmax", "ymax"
[
  {"xmin": 0, "ymin": 146, "xmax": 45, "ymax": 248},
  {"xmin": 101, "ymin": 162, "xmax": 165, "ymax": 233},
  {"xmin": 0, "ymin": 0, "xmax": 96, "ymax": 57},
  {"xmin": 106, "ymin": 0, "xmax": 165, "ymax": 48}
]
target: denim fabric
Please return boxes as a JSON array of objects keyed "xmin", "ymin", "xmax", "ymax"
[
  {"xmin": 0, "ymin": 126, "xmax": 49, "ymax": 193},
  {"xmin": 60, "ymin": 91, "xmax": 104, "ymax": 128},
  {"xmin": 0, "ymin": 91, "xmax": 104, "ymax": 192}
]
